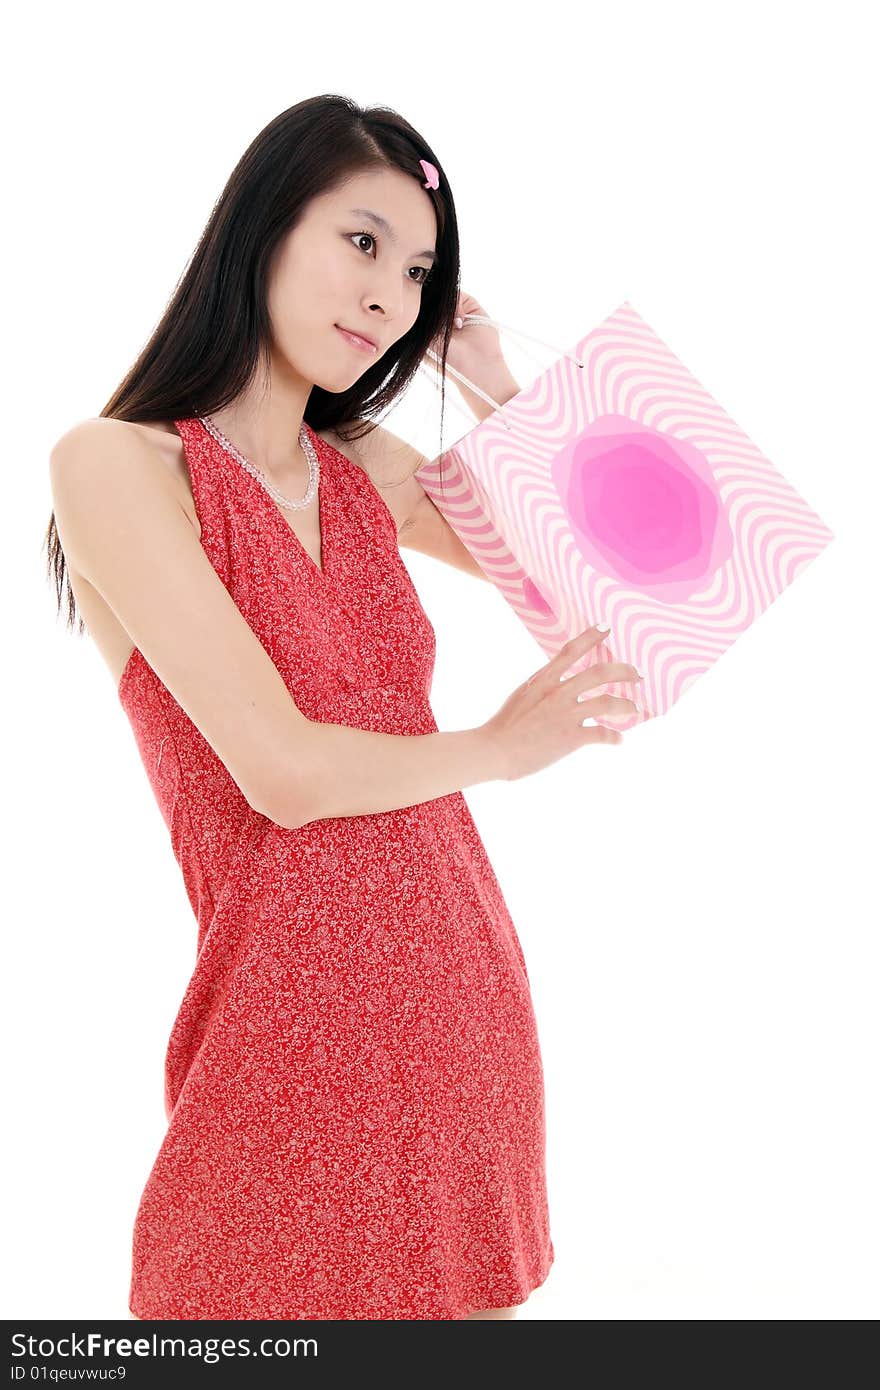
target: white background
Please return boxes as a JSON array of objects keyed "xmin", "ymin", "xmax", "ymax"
[{"xmin": 6, "ymin": 0, "xmax": 878, "ymax": 1320}]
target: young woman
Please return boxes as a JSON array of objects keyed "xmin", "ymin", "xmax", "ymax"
[{"xmin": 46, "ymin": 95, "xmax": 641, "ymax": 1321}]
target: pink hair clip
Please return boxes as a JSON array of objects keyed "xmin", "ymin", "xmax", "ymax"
[{"xmin": 419, "ymin": 159, "xmax": 439, "ymax": 190}]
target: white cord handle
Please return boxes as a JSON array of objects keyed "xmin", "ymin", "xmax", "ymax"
[{"xmin": 420, "ymin": 313, "xmax": 585, "ymax": 431}]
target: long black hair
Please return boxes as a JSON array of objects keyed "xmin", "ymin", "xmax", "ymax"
[{"xmin": 44, "ymin": 94, "xmax": 461, "ymax": 634}]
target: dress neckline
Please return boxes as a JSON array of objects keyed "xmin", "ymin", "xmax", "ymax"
[{"xmin": 189, "ymin": 415, "xmax": 333, "ymax": 585}]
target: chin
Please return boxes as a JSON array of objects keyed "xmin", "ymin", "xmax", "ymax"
[{"xmin": 314, "ymin": 369, "xmax": 361, "ymax": 395}]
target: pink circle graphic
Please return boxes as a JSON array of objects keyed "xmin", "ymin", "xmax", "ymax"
[{"xmin": 549, "ymin": 414, "xmax": 733, "ymax": 604}]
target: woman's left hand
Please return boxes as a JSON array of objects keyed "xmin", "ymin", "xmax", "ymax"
[{"xmin": 424, "ymin": 291, "xmax": 507, "ymax": 386}]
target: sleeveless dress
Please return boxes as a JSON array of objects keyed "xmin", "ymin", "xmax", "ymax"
[{"xmin": 118, "ymin": 416, "xmax": 554, "ymax": 1320}]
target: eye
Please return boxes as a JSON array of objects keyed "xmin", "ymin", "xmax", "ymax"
[{"xmin": 349, "ymin": 231, "xmax": 433, "ymax": 286}]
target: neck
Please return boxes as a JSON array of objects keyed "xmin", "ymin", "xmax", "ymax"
[{"xmin": 207, "ymin": 371, "xmax": 312, "ymax": 483}]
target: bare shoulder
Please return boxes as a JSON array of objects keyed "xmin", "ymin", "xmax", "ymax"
[
  {"xmin": 317, "ymin": 420, "xmax": 428, "ymax": 533},
  {"xmin": 51, "ymin": 415, "xmax": 135, "ymax": 456},
  {"xmin": 52, "ymin": 415, "xmax": 180, "ymax": 465},
  {"xmin": 48, "ymin": 419, "xmax": 204, "ymax": 688},
  {"xmin": 51, "ymin": 417, "xmax": 199, "ymax": 536}
]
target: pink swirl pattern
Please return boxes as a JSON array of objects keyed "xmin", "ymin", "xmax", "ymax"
[{"xmin": 415, "ymin": 301, "xmax": 835, "ymax": 728}]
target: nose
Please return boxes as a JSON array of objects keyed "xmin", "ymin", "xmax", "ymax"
[
  {"xmin": 364, "ymin": 268, "xmax": 408, "ymax": 324},
  {"xmin": 365, "ymin": 298, "xmax": 395, "ymax": 327}
]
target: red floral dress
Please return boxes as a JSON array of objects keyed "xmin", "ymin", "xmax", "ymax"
[{"xmin": 118, "ymin": 416, "xmax": 554, "ymax": 1319}]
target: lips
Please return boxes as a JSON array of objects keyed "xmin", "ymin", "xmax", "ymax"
[{"xmin": 336, "ymin": 325, "xmax": 379, "ymax": 351}]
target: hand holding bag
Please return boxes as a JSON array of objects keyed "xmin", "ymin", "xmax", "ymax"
[{"xmin": 415, "ymin": 300, "xmax": 835, "ymax": 729}]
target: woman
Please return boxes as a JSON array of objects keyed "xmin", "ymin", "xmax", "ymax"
[{"xmin": 46, "ymin": 94, "xmax": 641, "ymax": 1321}]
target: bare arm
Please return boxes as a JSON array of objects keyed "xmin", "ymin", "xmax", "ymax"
[
  {"xmin": 291, "ymin": 722, "xmax": 502, "ymax": 827},
  {"xmin": 399, "ymin": 491, "xmax": 491, "ymax": 581},
  {"xmin": 50, "ymin": 419, "xmax": 504, "ymax": 833},
  {"xmin": 332, "ymin": 378, "xmax": 523, "ymax": 583}
]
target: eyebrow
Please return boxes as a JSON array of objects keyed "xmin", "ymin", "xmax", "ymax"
[{"xmin": 347, "ymin": 208, "xmax": 438, "ymax": 265}]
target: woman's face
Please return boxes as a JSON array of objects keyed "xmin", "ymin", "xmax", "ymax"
[{"xmin": 265, "ymin": 166, "xmax": 439, "ymax": 393}]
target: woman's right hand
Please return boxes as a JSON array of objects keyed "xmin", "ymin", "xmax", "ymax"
[{"xmin": 481, "ymin": 625, "xmax": 644, "ymax": 782}]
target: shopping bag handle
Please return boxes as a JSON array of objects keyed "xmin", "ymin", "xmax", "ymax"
[{"xmin": 420, "ymin": 313, "xmax": 585, "ymax": 431}]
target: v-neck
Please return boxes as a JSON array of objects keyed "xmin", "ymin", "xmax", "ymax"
[
  {"xmin": 275, "ymin": 420, "xmax": 329, "ymax": 581},
  {"xmin": 196, "ymin": 416, "xmax": 333, "ymax": 584}
]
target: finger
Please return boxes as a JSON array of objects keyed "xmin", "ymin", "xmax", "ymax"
[
  {"xmin": 577, "ymin": 691, "xmax": 639, "ymax": 716},
  {"xmin": 556, "ymin": 626, "xmax": 610, "ymax": 678},
  {"xmin": 581, "ymin": 723, "xmax": 623, "ymax": 746},
  {"xmin": 561, "ymin": 624, "xmax": 610, "ymax": 658},
  {"xmin": 525, "ymin": 626, "xmax": 609, "ymax": 690},
  {"xmin": 576, "ymin": 662, "xmax": 643, "ymax": 694}
]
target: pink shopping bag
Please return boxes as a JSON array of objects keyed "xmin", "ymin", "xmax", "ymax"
[{"xmin": 415, "ymin": 300, "xmax": 835, "ymax": 729}]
